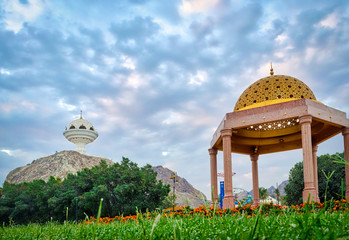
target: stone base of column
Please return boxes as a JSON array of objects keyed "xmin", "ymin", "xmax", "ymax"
[
  {"xmin": 223, "ymin": 195, "xmax": 235, "ymax": 209},
  {"xmin": 316, "ymin": 195, "xmax": 320, "ymax": 202},
  {"xmin": 303, "ymin": 188, "xmax": 317, "ymax": 202}
]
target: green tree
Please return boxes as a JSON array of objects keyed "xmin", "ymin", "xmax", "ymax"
[
  {"xmin": 280, "ymin": 195, "xmax": 287, "ymax": 206},
  {"xmin": 259, "ymin": 187, "xmax": 268, "ymax": 201},
  {"xmin": 285, "ymin": 152, "xmax": 345, "ymax": 206},
  {"xmin": 0, "ymin": 179, "xmax": 54, "ymax": 224},
  {"xmin": 284, "ymin": 162, "xmax": 304, "ymax": 205},
  {"xmin": 0, "ymin": 158, "xmax": 170, "ymax": 224},
  {"xmin": 274, "ymin": 188, "xmax": 280, "ymax": 204},
  {"xmin": 59, "ymin": 158, "xmax": 170, "ymax": 218}
]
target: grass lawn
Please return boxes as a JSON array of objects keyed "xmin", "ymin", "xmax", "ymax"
[{"xmin": 1, "ymin": 201, "xmax": 349, "ymax": 239}]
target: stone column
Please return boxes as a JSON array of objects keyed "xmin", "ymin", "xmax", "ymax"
[
  {"xmin": 209, "ymin": 148, "xmax": 218, "ymax": 206},
  {"xmin": 343, "ymin": 128, "xmax": 349, "ymax": 200},
  {"xmin": 312, "ymin": 144, "xmax": 320, "ymax": 202},
  {"xmin": 76, "ymin": 142, "xmax": 86, "ymax": 154},
  {"xmin": 221, "ymin": 129, "xmax": 234, "ymax": 209},
  {"xmin": 250, "ymin": 154, "xmax": 260, "ymax": 206},
  {"xmin": 299, "ymin": 115, "xmax": 316, "ymax": 202}
]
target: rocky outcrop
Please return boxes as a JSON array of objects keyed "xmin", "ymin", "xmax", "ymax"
[
  {"xmin": 245, "ymin": 180, "xmax": 289, "ymax": 199},
  {"xmin": 5, "ymin": 150, "xmax": 114, "ymax": 184},
  {"xmin": 5, "ymin": 151, "xmax": 207, "ymax": 208},
  {"xmin": 278, "ymin": 180, "xmax": 289, "ymax": 196},
  {"xmin": 152, "ymin": 166, "xmax": 207, "ymax": 208}
]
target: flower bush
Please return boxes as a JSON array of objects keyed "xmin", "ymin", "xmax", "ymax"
[{"xmin": 81, "ymin": 199, "xmax": 349, "ymax": 225}]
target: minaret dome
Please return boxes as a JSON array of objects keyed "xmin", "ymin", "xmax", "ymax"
[{"xmin": 63, "ymin": 112, "xmax": 98, "ymax": 154}]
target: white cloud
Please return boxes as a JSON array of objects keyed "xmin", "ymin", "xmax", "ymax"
[
  {"xmin": 2, "ymin": 0, "xmax": 45, "ymax": 33},
  {"xmin": 58, "ymin": 99, "xmax": 76, "ymax": 111},
  {"xmin": 162, "ymin": 151, "xmax": 169, "ymax": 156},
  {"xmin": 161, "ymin": 111, "xmax": 185, "ymax": 125},
  {"xmin": 0, "ymin": 69, "xmax": 11, "ymax": 75},
  {"xmin": 0, "ymin": 99, "xmax": 37, "ymax": 113},
  {"xmin": 20, "ymin": 101, "xmax": 37, "ymax": 110},
  {"xmin": 256, "ymin": 57, "xmax": 305, "ymax": 79},
  {"xmin": 0, "ymin": 148, "xmax": 42, "ymax": 163},
  {"xmin": 304, "ymin": 47, "xmax": 316, "ymax": 63},
  {"xmin": 317, "ymin": 12, "xmax": 339, "ymax": 29},
  {"xmin": 1, "ymin": 149, "xmax": 12, "ymax": 156},
  {"xmin": 86, "ymin": 49, "xmax": 95, "ymax": 58},
  {"xmin": 103, "ymin": 56, "xmax": 116, "ymax": 66},
  {"xmin": 116, "ymin": 90, "xmax": 137, "ymax": 106},
  {"xmin": 275, "ymin": 34, "xmax": 287, "ymax": 43},
  {"xmin": 121, "ymin": 55, "xmax": 136, "ymax": 70},
  {"xmin": 243, "ymin": 172, "xmax": 252, "ymax": 178},
  {"xmin": 153, "ymin": 18, "xmax": 188, "ymax": 37},
  {"xmin": 179, "ymin": 0, "xmax": 220, "ymax": 16},
  {"xmin": 126, "ymin": 73, "xmax": 145, "ymax": 88},
  {"xmin": 131, "ymin": 128, "xmax": 158, "ymax": 140},
  {"xmin": 274, "ymin": 51, "xmax": 284, "ymax": 58},
  {"xmin": 79, "ymin": 63, "xmax": 97, "ymax": 74},
  {"xmin": 0, "ymin": 103, "xmax": 16, "ymax": 113},
  {"xmin": 96, "ymin": 97, "xmax": 115, "ymax": 108},
  {"xmin": 188, "ymin": 70, "xmax": 208, "ymax": 86},
  {"xmin": 265, "ymin": 166, "xmax": 281, "ymax": 175},
  {"xmin": 322, "ymin": 83, "xmax": 349, "ymax": 113}
]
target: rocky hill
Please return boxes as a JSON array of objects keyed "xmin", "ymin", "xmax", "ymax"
[
  {"xmin": 5, "ymin": 151, "xmax": 206, "ymax": 208},
  {"xmin": 5, "ymin": 151, "xmax": 114, "ymax": 184},
  {"xmin": 242, "ymin": 180, "xmax": 289, "ymax": 200},
  {"xmin": 152, "ymin": 166, "xmax": 207, "ymax": 208},
  {"xmin": 263, "ymin": 180, "xmax": 289, "ymax": 197},
  {"xmin": 278, "ymin": 180, "xmax": 289, "ymax": 196}
]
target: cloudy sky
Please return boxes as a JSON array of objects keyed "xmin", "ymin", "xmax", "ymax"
[{"xmin": 0, "ymin": 0, "xmax": 348, "ymax": 199}]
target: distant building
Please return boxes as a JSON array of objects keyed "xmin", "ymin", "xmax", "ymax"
[
  {"xmin": 260, "ymin": 196, "xmax": 278, "ymax": 204},
  {"xmin": 63, "ymin": 112, "xmax": 98, "ymax": 154}
]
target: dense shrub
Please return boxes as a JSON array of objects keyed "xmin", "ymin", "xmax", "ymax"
[
  {"xmin": 0, "ymin": 158, "xmax": 170, "ymax": 224},
  {"xmin": 285, "ymin": 152, "xmax": 345, "ymax": 206}
]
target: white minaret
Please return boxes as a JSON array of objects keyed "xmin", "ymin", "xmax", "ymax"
[{"xmin": 63, "ymin": 111, "xmax": 98, "ymax": 154}]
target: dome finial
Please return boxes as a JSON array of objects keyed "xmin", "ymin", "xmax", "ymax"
[
  {"xmin": 270, "ymin": 62, "xmax": 274, "ymax": 76},
  {"xmin": 80, "ymin": 110, "xmax": 83, "ymax": 119}
]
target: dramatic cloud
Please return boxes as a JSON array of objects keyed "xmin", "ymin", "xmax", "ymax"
[
  {"xmin": 179, "ymin": 0, "xmax": 220, "ymax": 16},
  {"xmin": 0, "ymin": 0, "xmax": 348, "ymax": 198},
  {"xmin": 2, "ymin": 0, "xmax": 45, "ymax": 33}
]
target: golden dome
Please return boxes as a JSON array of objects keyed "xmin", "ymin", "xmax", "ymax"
[{"xmin": 234, "ymin": 75, "xmax": 317, "ymax": 111}]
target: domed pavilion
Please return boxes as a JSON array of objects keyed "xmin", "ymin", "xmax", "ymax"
[
  {"xmin": 63, "ymin": 112, "xmax": 98, "ymax": 154},
  {"xmin": 209, "ymin": 66, "xmax": 349, "ymax": 209}
]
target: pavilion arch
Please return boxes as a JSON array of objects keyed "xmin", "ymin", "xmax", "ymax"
[{"xmin": 209, "ymin": 68, "xmax": 349, "ymax": 209}]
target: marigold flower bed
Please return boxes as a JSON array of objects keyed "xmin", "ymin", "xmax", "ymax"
[{"xmin": 83, "ymin": 199, "xmax": 349, "ymax": 225}]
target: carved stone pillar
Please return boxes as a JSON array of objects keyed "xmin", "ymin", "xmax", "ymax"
[
  {"xmin": 312, "ymin": 145, "xmax": 320, "ymax": 202},
  {"xmin": 343, "ymin": 128, "xmax": 349, "ymax": 200},
  {"xmin": 299, "ymin": 115, "xmax": 316, "ymax": 202},
  {"xmin": 221, "ymin": 128, "xmax": 234, "ymax": 209},
  {"xmin": 209, "ymin": 148, "xmax": 218, "ymax": 206},
  {"xmin": 250, "ymin": 154, "xmax": 260, "ymax": 206}
]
